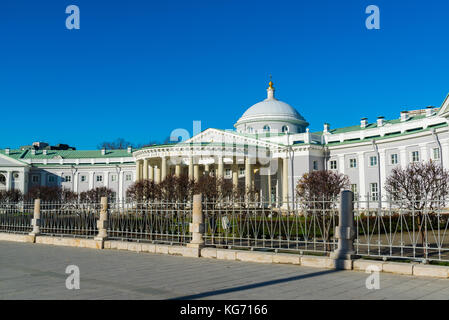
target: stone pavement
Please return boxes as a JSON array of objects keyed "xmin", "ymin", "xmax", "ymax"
[{"xmin": 1, "ymin": 241, "xmax": 448, "ymax": 300}]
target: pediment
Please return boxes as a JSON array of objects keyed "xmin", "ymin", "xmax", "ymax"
[
  {"xmin": 185, "ymin": 128, "xmax": 279, "ymax": 148},
  {"xmin": 438, "ymin": 93, "xmax": 449, "ymax": 118},
  {"xmin": 0, "ymin": 154, "xmax": 28, "ymax": 167}
]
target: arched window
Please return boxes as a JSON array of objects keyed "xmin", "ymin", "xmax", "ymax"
[
  {"xmin": 282, "ymin": 125, "xmax": 289, "ymax": 133},
  {"xmin": 263, "ymin": 125, "xmax": 270, "ymax": 132},
  {"xmin": 0, "ymin": 174, "xmax": 5, "ymax": 185}
]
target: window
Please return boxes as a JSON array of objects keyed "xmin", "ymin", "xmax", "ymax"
[
  {"xmin": 313, "ymin": 161, "xmax": 318, "ymax": 171},
  {"xmin": 433, "ymin": 148, "xmax": 440, "ymax": 160},
  {"xmin": 247, "ymin": 127, "xmax": 254, "ymax": 133},
  {"xmin": 263, "ymin": 125, "xmax": 270, "ymax": 132},
  {"xmin": 125, "ymin": 174, "xmax": 132, "ymax": 181},
  {"xmin": 351, "ymin": 184, "xmax": 358, "ymax": 197},
  {"xmin": 13, "ymin": 173, "xmax": 19, "ymax": 180},
  {"xmin": 0, "ymin": 174, "xmax": 5, "ymax": 185},
  {"xmin": 391, "ymin": 154, "xmax": 398, "ymax": 165},
  {"xmin": 349, "ymin": 158, "xmax": 357, "ymax": 168},
  {"xmin": 48, "ymin": 176, "xmax": 55, "ymax": 182},
  {"xmin": 239, "ymin": 168, "xmax": 245, "ymax": 176},
  {"xmin": 225, "ymin": 169, "xmax": 231, "ymax": 177},
  {"xmin": 330, "ymin": 160, "xmax": 337, "ymax": 170},
  {"xmin": 96, "ymin": 175, "xmax": 103, "ymax": 182},
  {"xmin": 282, "ymin": 125, "xmax": 289, "ymax": 133},
  {"xmin": 370, "ymin": 183, "xmax": 379, "ymax": 201},
  {"xmin": 81, "ymin": 175, "xmax": 87, "ymax": 182},
  {"xmin": 369, "ymin": 156, "xmax": 378, "ymax": 167},
  {"xmin": 111, "ymin": 175, "xmax": 117, "ymax": 182},
  {"xmin": 411, "ymin": 151, "xmax": 420, "ymax": 162},
  {"xmin": 32, "ymin": 175, "xmax": 40, "ymax": 183},
  {"xmin": 64, "ymin": 176, "xmax": 71, "ymax": 182}
]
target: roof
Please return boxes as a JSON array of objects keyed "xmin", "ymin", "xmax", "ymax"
[
  {"xmin": 0, "ymin": 149, "xmax": 133, "ymax": 160},
  {"xmin": 326, "ymin": 122, "xmax": 448, "ymax": 146},
  {"xmin": 324, "ymin": 115, "xmax": 428, "ymax": 135}
]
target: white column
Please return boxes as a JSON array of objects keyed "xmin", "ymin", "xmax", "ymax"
[
  {"xmin": 135, "ymin": 160, "xmax": 141, "ymax": 182},
  {"xmin": 379, "ymin": 149, "xmax": 387, "ymax": 198},
  {"xmin": 276, "ymin": 158, "xmax": 282, "ymax": 207},
  {"xmin": 148, "ymin": 164, "xmax": 154, "ymax": 181},
  {"xmin": 143, "ymin": 159, "xmax": 149, "ymax": 180},
  {"xmin": 420, "ymin": 144, "xmax": 428, "ymax": 162},
  {"xmin": 119, "ymin": 170, "xmax": 124, "ymax": 202},
  {"xmin": 154, "ymin": 166, "xmax": 161, "ymax": 184},
  {"xmin": 442, "ymin": 141, "xmax": 449, "ymax": 170},
  {"xmin": 261, "ymin": 170, "xmax": 269, "ymax": 203},
  {"xmin": 161, "ymin": 157, "xmax": 167, "ymax": 181},
  {"xmin": 232, "ymin": 163, "xmax": 238, "ymax": 190},
  {"xmin": 358, "ymin": 152, "xmax": 366, "ymax": 200},
  {"xmin": 338, "ymin": 154, "xmax": 345, "ymax": 174},
  {"xmin": 104, "ymin": 171, "xmax": 110, "ymax": 188},
  {"xmin": 6, "ymin": 171, "xmax": 12, "ymax": 191},
  {"xmin": 282, "ymin": 157, "xmax": 289, "ymax": 206},
  {"xmin": 175, "ymin": 164, "xmax": 181, "ymax": 177},
  {"xmin": 89, "ymin": 172, "xmax": 94, "ymax": 190},
  {"xmin": 74, "ymin": 172, "xmax": 79, "ymax": 193},
  {"xmin": 399, "ymin": 146, "xmax": 407, "ymax": 168},
  {"xmin": 217, "ymin": 157, "xmax": 224, "ymax": 179},
  {"xmin": 245, "ymin": 157, "xmax": 252, "ymax": 193},
  {"xmin": 189, "ymin": 157, "xmax": 194, "ymax": 181}
]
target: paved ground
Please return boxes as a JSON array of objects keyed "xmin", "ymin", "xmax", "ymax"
[{"xmin": 1, "ymin": 241, "xmax": 449, "ymax": 300}]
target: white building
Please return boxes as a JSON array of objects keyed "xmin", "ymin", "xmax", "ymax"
[{"xmin": 1, "ymin": 81, "xmax": 448, "ymax": 204}]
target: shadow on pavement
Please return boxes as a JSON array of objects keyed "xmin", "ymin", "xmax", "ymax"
[{"xmin": 170, "ymin": 269, "xmax": 341, "ymax": 300}]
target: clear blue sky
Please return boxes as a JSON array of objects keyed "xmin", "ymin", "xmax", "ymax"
[{"xmin": 1, "ymin": 0, "xmax": 448, "ymax": 149}]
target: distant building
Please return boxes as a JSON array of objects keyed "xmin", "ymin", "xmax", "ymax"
[{"xmin": 1, "ymin": 81, "xmax": 448, "ymax": 204}]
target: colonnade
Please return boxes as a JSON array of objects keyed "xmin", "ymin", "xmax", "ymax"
[{"xmin": 134, "ymin": 156, "xmax": 290, "ymax": 204}]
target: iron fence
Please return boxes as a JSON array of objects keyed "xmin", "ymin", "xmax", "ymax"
[
  {"xmin": 39, "ymin": 202, "xmax": 100, "ymax": 238},
  {"xmin": 107, "ymin": 201, "xmax": 192, "ymax": 244},
  {"xmin": 203, "ymin": 199, "xmax": 339, "ymax": 254},
  {"xmin": 2, "ymin": 195, "xmax": 449, "ymax": 263},
  {"xmin": 354, "ymin": 198, "xmax": 449, "ymax": 262},
  {"xmin": 0, "ymin": 202, "xmax": 34, "ymax": 234}
]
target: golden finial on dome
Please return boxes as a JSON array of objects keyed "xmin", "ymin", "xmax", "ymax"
[{"xmin": 268, "ymin": 74, "xmax": 274, "ymax": 89}]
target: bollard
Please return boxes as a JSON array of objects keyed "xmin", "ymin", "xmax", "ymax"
[
  {"xmin": 94, "ymin": 197, "xmax": 108, "ymax": 243},
  {"xmin": 29, "ymin": 199, "xmax": 41, "ymax": 236},
  {"xmin": 330, "ymin": 190, "xmax": 356, "ymax": 261},
  {"xmin": 188, "ymin": 194, "xmax": 204, "ymax": 249}
]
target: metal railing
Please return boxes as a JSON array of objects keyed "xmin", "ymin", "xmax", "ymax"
[
  {"xmin": 107, "ymin": 201, "xmax": 192, "ymax": 244},
  {"xmin": 0, "ymin": 202, "xmax": 34, "ymax": 234},
  {"xmin": 354, "ymin": 197, "xmax": 449, "ymax": 262},
  {"xmin": 203, "ymin": 200, "xmax": 339, "ymax": 254},
  {"xmin": 2, "ymin": 194, "xmax": 449, "ymax": 263},
  {"xmin": 39, "ymin": 202, "xmax": 100, "ymax": 238}
]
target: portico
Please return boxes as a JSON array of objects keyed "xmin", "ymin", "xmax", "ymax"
[{"xmin": 133, "ymin": 143, "xmax": 290, "ymax": 205}]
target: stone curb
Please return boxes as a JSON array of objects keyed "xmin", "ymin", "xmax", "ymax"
[
  {"xmin": 0, "ymin": 233, "xmax": 35, "ymax": 243},
  {"xmin": 1, "ymin": 233, "xmax": 448, "ymax": 279}
]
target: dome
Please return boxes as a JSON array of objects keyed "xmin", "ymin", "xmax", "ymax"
[
  {"xmin": 239, "ymin": 99, "xmax": 306, "ymax": 122},
  {"xmin": 234, "ymin": 81, "xmax": 309, "ymax": 134}
]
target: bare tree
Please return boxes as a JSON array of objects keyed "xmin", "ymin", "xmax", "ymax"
[
  {"xmin": 296, "ymin": 170, "xmax": 349, "ymax": 250},
  {"xmin": 79, "ymin": 187, "xmax": 115, "ymax": 203},
  {"xmin": 385, "ymin": 160, "xmax": 449, "ymax": 246},
  {"xmin": 97, "ymin": 138, "xmax": 133, "ymax": 150}
]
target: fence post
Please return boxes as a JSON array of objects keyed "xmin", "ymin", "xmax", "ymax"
[
  {"xmin": 330, "ymin": 190, "xmax": 356, "ymax": 262},
  {"xmin": 94, "ymin": 197, "xmax": 108, "ymax": 247},
  {"xmin": 29, "ymin": 199, "xmax": 41, "ymax": 241},
  {"xmin": 187, "ymin": 194, "xmax": 204, "ymax": 255}
]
